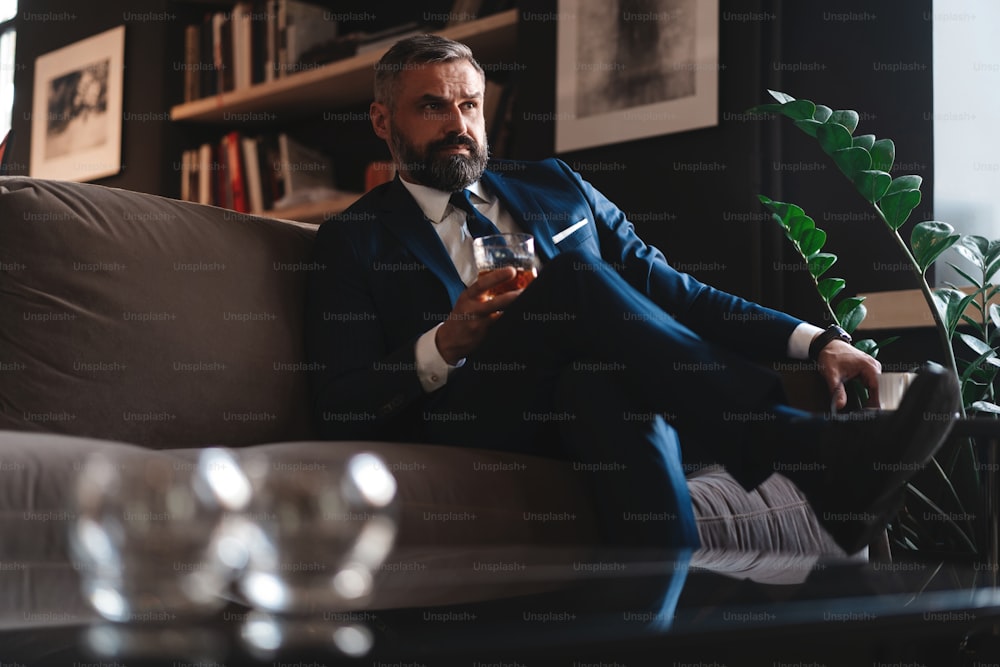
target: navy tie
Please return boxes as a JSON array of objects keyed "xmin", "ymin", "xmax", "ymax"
[{"xmin": 449, "ymin": 189, "xmax": 501, "ymax": 238}]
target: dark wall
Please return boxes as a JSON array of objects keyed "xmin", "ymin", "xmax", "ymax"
[
  {"xmin": 9, "ymin": 0, "xmax": 185, "ymax": 195},
  {"xmin": 513, "ymin": 0, "xmax": 933, "ymax": 326},
  {"xmin": 9, "ymin": 0, "xmax": 934, "ymax": 328},
  {"xmin": 765, "ymin": 0, "xmax": 935, "ymax": 325}
]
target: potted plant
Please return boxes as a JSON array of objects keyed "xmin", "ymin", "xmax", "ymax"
[{"xmin": 749, "ymin": 90, "xmax": 1000, "ymax": 557}]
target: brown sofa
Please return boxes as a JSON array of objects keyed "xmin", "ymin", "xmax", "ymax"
[{"xmin": 0, "ymin": 176, "xmax": 854, "ymax": 627}]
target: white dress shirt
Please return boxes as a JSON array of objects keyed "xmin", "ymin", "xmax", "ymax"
[{"xmin": 398, "ymin": 178, "xmax": 821, "ymax": 392}]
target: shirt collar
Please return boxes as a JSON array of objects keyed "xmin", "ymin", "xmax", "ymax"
[{"xmin": 399, "ymin": 178, "xmax": 491, "ymax": 224}]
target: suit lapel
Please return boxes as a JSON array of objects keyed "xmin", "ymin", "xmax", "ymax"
[
  {"xmin": 379, "ymin": 178, "xmax": 467, "ymax": 305},
  {"xmin": 481, "ymin": 169, "xmax": 558, "ymax": 262}
]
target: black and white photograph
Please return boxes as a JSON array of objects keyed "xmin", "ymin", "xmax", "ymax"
[
  {"xmin": 30, "ymin": 25, "xmax": 124, "ymax": 181},
  {"xmin": 44, "ymin": 60, "xmax": 111, "ymax": 160},
  {"xmin": 574, "ymin": 0, "xmax": 696, "ymax": 118},
  {"xmin": 555, "ymin": 0, "xmax": 718, "ymax": 152}
]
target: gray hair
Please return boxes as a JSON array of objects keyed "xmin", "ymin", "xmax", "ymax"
[{"xmin": 373, "ymin": 34, "xmax": 485, "ymax": 111}]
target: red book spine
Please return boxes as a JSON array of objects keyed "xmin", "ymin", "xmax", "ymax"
[{"xmin": 225, "ymin": 131, "xmax": 248, "ymax": 213}]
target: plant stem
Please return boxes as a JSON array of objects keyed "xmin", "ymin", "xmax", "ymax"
[
  {"xmin": 812, "ymin": 277, "xmax": 840, "ymax": 327},
  {"xmin": 873, "ymin": 205, "xmax": 967, "ymax": 418}
]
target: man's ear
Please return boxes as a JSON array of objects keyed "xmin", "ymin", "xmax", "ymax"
[{"xmin": 370, "ymin": 102, "xmax": 390, "ymax": 141}]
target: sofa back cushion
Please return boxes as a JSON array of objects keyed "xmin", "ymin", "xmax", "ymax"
[{"xmin": 0, "ymin": 177, "xmax": 317, "ymax": 447}]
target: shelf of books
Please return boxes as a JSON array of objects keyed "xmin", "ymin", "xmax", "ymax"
[
  {"xmin": 178, "ymin": 129, "xmax": 365, "ymax": 224},
  {"xmin": 173, "ymin": 2, "xmax": 517, "ymax": 223},
  {"xmin": 170, "ymin": 8, "xmax": 518, "ymax": 123}
]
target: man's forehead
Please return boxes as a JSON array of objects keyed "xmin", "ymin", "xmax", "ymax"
[{"xmin": 397, "ymin": 61, "xmax": 483, "ymax": 93}]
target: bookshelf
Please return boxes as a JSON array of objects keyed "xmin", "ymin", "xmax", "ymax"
[
  {"xmin": 170, "ymin": 9, "xmax": 517, "ymax": 123},
  {"xmin": 170, "ymin": 8, "xmax": 518, "ymax": 223}
]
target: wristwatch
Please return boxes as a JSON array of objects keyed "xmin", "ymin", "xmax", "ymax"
[{"xmin": 809, "ymin": 324, "xmax": 853, "ymax": 361}]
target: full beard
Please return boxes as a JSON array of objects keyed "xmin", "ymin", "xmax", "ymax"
[{"xmin": 391, "ymin": 128, "xmax": 490, "ymax": 192}]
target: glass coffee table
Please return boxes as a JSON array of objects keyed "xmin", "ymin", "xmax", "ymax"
[{"xmin": 5, "ymin": 544, "xmax": 1000, "ymax": 666}]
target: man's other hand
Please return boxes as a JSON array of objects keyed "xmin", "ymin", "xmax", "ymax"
[
  {"xmin": 816, "ymin": 339, "xmax": 882, "ymax": 410},
  {"xmin": 435, "ymin": 267, "xmax": 522, "ymax": 365}
]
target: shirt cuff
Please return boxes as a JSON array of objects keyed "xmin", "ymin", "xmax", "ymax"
[
  {"xmin": 788, "ymin": 322, "xmax": 825, "ymax": 359},
  {"xmin": 415, "ymin": 324, "xmax": 464, "ymax": 392}
]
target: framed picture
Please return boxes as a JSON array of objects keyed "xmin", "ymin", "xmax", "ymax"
[
  {"xmin": 30, "ymin": 26, "xmax": 125, "ymax": 181},
  {"xmin": 555, "ymin": 0, "xmax": 718, "ymax": 153}
]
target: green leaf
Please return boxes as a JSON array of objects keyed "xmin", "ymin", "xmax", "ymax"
[
  {"xmin": 960, "ymin": 235, "xmax": 990, "ymax": 258},
  {"xmin": 767, "ymin": 89, "xmax": 796, "ymax": 104},
  {"xmin": 787, "ymin": 214, "xmax": 816, "ymax": 241},
  {"xmin": 817, "ymin": 123, "xmax": 854, "ymax": 154},
  {"xmin": 911, "ymin": 221, "xmax": 961, "ymax": 274},
  {"xmin": 958, "ymin": 332, "xmax": 996, "ymax": 358},
  {"xmin": 853, "ymin": 134, "xmax": 876, "ymax": 150},
  {"xmin": 932, "ymin": 287, "xmax": 977, "ymax": 338},
  {"xmin": 853, "ymin": 170, "xmax": 892, "ymax": 203},
  {"xmin": 961, "ymin": 314, "xmax": 985, "ymax": 336},
  {"xmin": 758, "ymin": 196, "xmax": 805, "ymax": 226},
  {"xmin": 798, "ymin": 228, "xmax": 827, "ymax": 257},
  {"xmin": 809, "ymin": 253, "xmax": 837, "ymax": 278},
  {"xmin": 870, "ymin": 139, "xmax": 895, "ymax": 172},
  {"xmin": 813, "ymin": 105, "xmax": 833, "ymax": 122},
  {"xmin": 749, "ymin": 97, "xmax": 816, "ymax": 120},
  {"xmin": 886, "ymin": 175, "xmax": 924, "ymax": 196},
  {"xmin": 868, "ymin": 335, "xmax": 899, "ymax": 355},
  {"xmin": 854, "ymin": 338, "xmax": 878, "ymax": 355},
  {"xmin": 990, "ymin": 303, "xmax": 1000, "ymax": 329},
  {"xmin": 835, "ymin": 296, "xmax": 865, "ymax": 320},
  {"xmin": 832, "ymin": 147, "xmax": 873, "ymax": 181},
  {"xmin": 945, "ymin": 262, "xmax": 983, "ymax": 289},
  {"xmin": 880, "ymin": 189, "xmax": 922, "ymax": 230},
  {"xmin": 986, "ymin": 258, "xmax": 1000, "ymax": 283},
  {"xmin": 817, "ymin": 277, "xmax": 846, "ymax": 302},
  {"xmin": 780, "ymin": 99, "xmax": 817, "ymax": 121},
  {"xmin": 954, "ymin": 237, "xmax": 987, "ymax": 271},
  {"xmin": 971, "ymin": 401, "xmax": 1000, "ymax": 415},
  {"xmin": 793, "ymin": 119, "xmax": 823, "ymax": 138},
  {"xmin": 838, "ymin": 300, "xmax": 867, "ymax": 334},
  {"xmin": 983, "ymin": 240, "xmax": 1000, "ymax": 275},
  {"xmin": 960, "ymin": 349, "xmax": 1000, "ymax": 390},
  {"xmin": 828, "ymin": 109, "xmax": 860, "ymax": 134}
]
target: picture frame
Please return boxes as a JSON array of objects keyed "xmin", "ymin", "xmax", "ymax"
[
  {"xmin": 30, "ymin": 25, "xmax": 125, "ymax": 182},
  {"xmin": 555, "ymin": 0, "xmax": 719, "ymax": 153}
]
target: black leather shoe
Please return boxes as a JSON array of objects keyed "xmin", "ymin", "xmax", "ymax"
[{"xmin": 791, "ymin": 362, "xmax": 960, "ymax": 554}]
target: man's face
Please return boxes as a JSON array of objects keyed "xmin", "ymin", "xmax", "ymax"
[{"xmin": 370, "ymin": 60, "xmax": 489, "ymax": 191}]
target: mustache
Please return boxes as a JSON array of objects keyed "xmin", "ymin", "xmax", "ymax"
[{"xmin": 429, "ymin": 133, "xmax": 479, "ymax": 153}]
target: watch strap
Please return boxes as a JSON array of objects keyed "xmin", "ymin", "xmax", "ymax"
[{"xmin": 809, "ymin": 324, "xmax": 852, "ymax": 361}]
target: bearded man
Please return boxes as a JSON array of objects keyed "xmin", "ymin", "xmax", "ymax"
[{"xmin": 305, "ymin": 34, "xmax": 958, "ymax": 553}]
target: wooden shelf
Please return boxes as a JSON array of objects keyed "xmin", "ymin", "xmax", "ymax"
[
  {"xmin": 170, "ymin": 9, "xmax": 518, "ymax": 123},
  {"xmin": 857, "ymin": 286, "xmax": 999, "ymax": 330},
  {"xmin": 262, "ymin": 191, "xmax": 363, "ymax": 224}
]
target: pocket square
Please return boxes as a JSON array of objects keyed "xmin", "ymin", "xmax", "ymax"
[{"xmin": 552, "ymin": 218, "xmax": 589, "ymax": 244}]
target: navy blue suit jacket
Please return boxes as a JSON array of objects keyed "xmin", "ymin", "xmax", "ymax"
[{"xmin": 306, "ymin": 158, "xmax": 803, "ymax": 440}]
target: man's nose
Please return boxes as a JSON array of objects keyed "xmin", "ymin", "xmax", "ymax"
[{"xmin": 440, "ymin": 104, "xmax": 468, "ymax": 134}]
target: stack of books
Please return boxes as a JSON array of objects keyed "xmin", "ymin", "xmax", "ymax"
[{"xmin": 180, "ymin": 131, "xmax": 337, "ymax": 215}]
